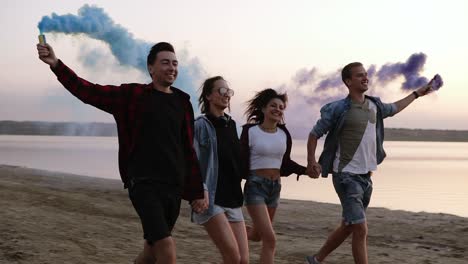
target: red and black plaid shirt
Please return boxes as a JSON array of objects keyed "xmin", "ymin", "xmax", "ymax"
[{"xmin": 51, "ymin": 60, "xmax": 204, "ymax": 201}]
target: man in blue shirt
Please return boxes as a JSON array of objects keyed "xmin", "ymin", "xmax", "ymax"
[{"xmin": 306, "ymin": 62, "xmax": 432, "ymax": 264}]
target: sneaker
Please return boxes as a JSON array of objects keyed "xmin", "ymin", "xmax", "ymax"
[{"xmin": 305, "ymin": 255, "xmax": 321, "ymax": 264}]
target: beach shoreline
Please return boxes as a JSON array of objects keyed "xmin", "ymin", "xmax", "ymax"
[{"xmin": 1, "ymin": 164, "xmax": 467, "ymax": 263}]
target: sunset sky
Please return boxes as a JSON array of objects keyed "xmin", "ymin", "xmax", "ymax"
[{"xmin": 2, "ymin": 0, "xmax": 467, "ymax": 135}]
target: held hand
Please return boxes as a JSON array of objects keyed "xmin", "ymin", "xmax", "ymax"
[
  {"xmin": 191, "ymin": 190, "xmax": 209, "ymax": 213},
  {"xmin": 36, "ymin": 43, "xmax": 58, "ymax": 68},
  {"xmin": 306, "ymin": 161, "xmax": 321, "ymax": 179},
  {"xmin": 191, "ymin": 199, "xmax": 205, "ymax": 213}
]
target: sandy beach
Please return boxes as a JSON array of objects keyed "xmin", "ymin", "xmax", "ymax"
[{"xmin": 1, "ymin": 164, "xmax": 467, "ymax": 264}]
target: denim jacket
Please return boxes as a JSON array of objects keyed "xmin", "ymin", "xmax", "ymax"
[
  {"xmin": 193, "ymin": 114, "xmax": 239, "ymax": 215},
  {"xmin": 310, "ymin": 95, "xmax": 397, "ymax": 177}
]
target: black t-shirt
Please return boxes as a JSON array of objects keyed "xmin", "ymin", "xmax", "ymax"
[
  {"xmin": 207, "ymin": 114, "xmax": 243, "ymax": 208},
  {"xmin": 128, "ymin": 88, "xmax": 186, "ymax": 193}
]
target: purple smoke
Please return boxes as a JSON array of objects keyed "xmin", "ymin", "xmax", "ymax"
[
  {"xmin": 288, "ymin": 53, "xmax": 431, "ymax": 94},
  {"xmin": 430, "ymin": 74, "xmax": 444, "ymax": 91},
  {"xmin": 293, "ymin": 68, "xmax": 317, "ymax": 87},
  {"xmin": 316, "ymin": 70, "xmax": 342, "ymax": 91},
  {"xmin": 377, "ymin": 53, "xmax": 428, "ymax": 90},
  {"xmin": 281, "ymin": 53, "xmax": 435, "ymax": 138},
  {"xmin": 367, "ymin": 64, "xmax": 377, "ymax": 78}
]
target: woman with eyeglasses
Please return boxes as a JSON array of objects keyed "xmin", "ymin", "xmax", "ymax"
[
  {"xmin": 241, "ymin": 88, "xmax": 306, "ymax": 264},
  {"xmin": 191, "ymin": 76, "xmax": 249, "ymax": 264}
]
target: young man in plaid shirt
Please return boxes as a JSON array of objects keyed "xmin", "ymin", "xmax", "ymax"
[{"xmin": 37, "ymin": 42, "xmax": 207, "ymax": 264}]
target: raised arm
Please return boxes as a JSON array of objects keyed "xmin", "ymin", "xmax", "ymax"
[
  {"xmin": 393, "ymin": 85, "xmax": 432, "ymax": 114},
  {"xmin": 36, "ymin": 43, "xmax": 126, "ymax": 114}
]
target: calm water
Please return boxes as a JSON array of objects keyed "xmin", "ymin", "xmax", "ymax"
[{"xmin": 1, "ymin": 135, "xmax": 467, "ymax": 217}]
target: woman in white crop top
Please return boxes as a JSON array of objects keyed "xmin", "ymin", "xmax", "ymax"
[{"xmin": 240, "ymin": 89, "xmax": 306, "ymax": 264}]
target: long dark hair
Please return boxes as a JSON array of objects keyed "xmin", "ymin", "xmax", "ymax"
[
  {"xmin": 198, "ymin": 76, "xmax": 226, "ymax": 114},
  {"xmin": 245, "ymin": 88, "xmax": 287, "ymax": 124}
]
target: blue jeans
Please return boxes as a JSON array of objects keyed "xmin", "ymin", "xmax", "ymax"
[
  {"xmin": 244, "ymin": 174, "xmax": 281, "ymax": 208},
  {"xmin": 333, "ymin": 171, "xmax": 373, "ymax": 225}
]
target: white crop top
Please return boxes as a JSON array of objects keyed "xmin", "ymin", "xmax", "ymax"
[{"xmin": 249, "ymin": 125, "xmax": 287, "ymax": 170}]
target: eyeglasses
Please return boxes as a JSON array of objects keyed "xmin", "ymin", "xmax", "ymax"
[{"xmin": 217, "ymin": 87, "xmax": 234, "ymax": 97}]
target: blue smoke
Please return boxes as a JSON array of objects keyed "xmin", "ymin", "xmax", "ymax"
[{"xmin": 38, "ymin": 5, "xmax": 204, "ymax": 107}]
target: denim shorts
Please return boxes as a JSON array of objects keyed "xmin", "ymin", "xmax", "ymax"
[
  {"xmin": 244, "ymin": 174, "xmax": 281, "ymax": 208},
  {"xmin": 333, "ymin": 171, "xmax": 373, "ymax": 225},
  {"xmin": 192, "ymin": 204, "xmax": 244, "ymax": 225}
]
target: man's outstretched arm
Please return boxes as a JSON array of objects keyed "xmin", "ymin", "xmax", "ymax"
[
  {"xmin": 393, "ymin": 85, "xmax": 432, "ymax": 114},
  {"xmin": 36, "ymin": 43, "xmax": 125, "ymax": 114}
]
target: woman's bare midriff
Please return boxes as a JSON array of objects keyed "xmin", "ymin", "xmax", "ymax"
[{"xmin": 253, "ymin": 168, "xmax": 280, "ymax": 181}]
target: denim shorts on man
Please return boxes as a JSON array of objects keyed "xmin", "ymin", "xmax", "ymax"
[
  {"xmin": 128, "ymin": 181, "xmax": 181, "ymax": 244},
  {"xmin": 244, "ymin": 174, "xmax": 281, "ymax": 207},
  {"xmin": 192, "ymin": 204, "xmax": 244, "ymax": 225},
  {"xmin": 332, "ymin": 171, "xmax": 373, "ymax": 225}
]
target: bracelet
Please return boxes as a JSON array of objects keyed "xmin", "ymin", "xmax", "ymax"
[{"xmin": 412, "ymin": 91, "xmax": 419, "ymax": 99}]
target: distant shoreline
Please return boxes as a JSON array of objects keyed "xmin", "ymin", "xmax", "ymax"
[
  {"xmin": 384, "ymin": 128, "xmax": 468, "ymax": 142},
  {"xmin": 1, "ymin": 121, "xmax": 468, "ymax": 142}
]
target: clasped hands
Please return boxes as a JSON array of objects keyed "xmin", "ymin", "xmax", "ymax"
[
  {"xmin": 191, "ymin": 190, "xmax": 209, "ymax": 213},
  {"xmin": 306, "ymin": 161, "xmax": 322, "ymax": 179}
]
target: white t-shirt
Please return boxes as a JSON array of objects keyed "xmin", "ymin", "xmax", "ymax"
[
  {"xmin": 249, "ymin": 125, "xmax": 287, "ymax": 170},
  {"xmin": 333, "ymin": 99, "xmax": 377, "ymax": 174}
]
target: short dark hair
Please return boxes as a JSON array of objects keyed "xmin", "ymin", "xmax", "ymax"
[
  {"xmin": 147, "ymin": 42, "xmax": 175, "ymax": 66},
  {"xmin": 198, "ymin": 76, "xmax": 226, "ymax": 114},
  {"xmin": 245, "ymin": 88, "xmax": 287, "ymax": 124},
  {"xmin": 341, "ymin": 62, "xmax": 363, "ymax": 86}
]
